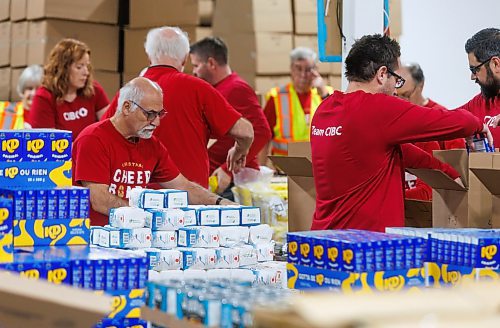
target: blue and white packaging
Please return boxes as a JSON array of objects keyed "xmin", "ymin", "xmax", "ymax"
[
  {"xmin": 146, "ymin": 249, "xmax": 182, "ymax": 271},
  {"xmin": 146, "ymin": 208, "xmax": 185, "ymax": 231},
  {"xmin": 0, "ymin": 130, "xmax": 23, "ymax": 162},
  {"xmin": 179, "ymin": 208, "xmax": 196, "ymax": 226},
  {"xmin": 47, "ymin": 189, "xmax": 58, "ymax": 219},
  {"xmin": 237, "ymin": 245, "xmax": 258, "ymax": 267},
  {"xmin": 25, "ymin": 189, "xmax": 36, "ymax": 220},
  {"xmin": 248, "ymin": 224, "xmax": 273, "ymax": 245},
  {"xmin": 218, "ymin": 226, "xmax": 249, "ymax": 247},
  {"xmin": 0, "ymin": 189, "xmax": 25, "ymax": 220},
  {"xmin": 78, "ymin": 187, "xmax": 90, "ymax": 219},
  {"xmin": 68, "ymin": 188, "xmax": 80, "ymax": 219},
  {"xmin": 35, "ymin": 189, "xmax": 48, "ymax": 220},
  {"xmin": 56, "ymin": 188, "xmax": 69, "ymax": 219},
  {"xmin": 152, "ymin": 230, "xmax": 177, "ymax": 249},
  {"xmin": 49, "ymin": 130, "xmax": 72, "ymax": 161},
  {"xmin": 215, "ymin": 247, "xmax": 240, "ymax": 269},
  {"xmin": 192, "ymin": 206, "xmax": 220, "ymax": 226},
  {"xmin": 216, "ymin": 206, "xmax": 241, "ymax": 226},
  {"xmin": 180, "ymin": 248, "xmax": 216, "ymax": 270},
  {"xmin": 129, "ymin": 187, "xmax": 165, "ymax": 209},
  {"xmin": 24, "ymin": 130, "xmax": 50, "ymax": 162},
  {"xmin": 240, "ymin": 206, "xmax": 261, "ymax": 226},
  {"xmin": 254, "ymin": 242, "xmax": 275, "ymax": 262},
  {"xmin": 110, "ymin": 227, "xmax": 152, "ymax": 249},
  {"xmin": 178, "ymin": 226, "xmax": 220, "ymax": 248},
  {"xmin": 109, "ymin": 207, "xmax": 149, "ymax": 229},
  {"xmin": 159, "ymin": 189, "xmax": 189, "ymax": 208}
]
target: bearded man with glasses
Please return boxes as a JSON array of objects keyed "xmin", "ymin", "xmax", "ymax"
[
  {"xmin": 460, "ymin": 28, "xmax": 500, "ymax": 142},
  {"xmin": 310, "ymin": 34, "xmax": 492, "ymax": 232},
  {"xmin": 73, "ymin": 77, "xmax": 236, "ymax": 226}
]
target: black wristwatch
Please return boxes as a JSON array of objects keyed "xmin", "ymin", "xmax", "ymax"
[{"xmin": 215, "ymin": 196, "xmax": 224, "ymax": 205}]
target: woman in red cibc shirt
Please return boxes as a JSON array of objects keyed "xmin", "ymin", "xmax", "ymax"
[{"xmin": 30, "ymin": 38, "xmax": 109, "ymax": 139}]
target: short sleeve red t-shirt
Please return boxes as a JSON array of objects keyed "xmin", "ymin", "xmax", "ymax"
[
  {"xmin": 30, "ymin": 81, "xmax": 109, "ymax": 139},
  {"xmin": 209, "ymin": 72, "xmax": 271, "ymax": 173},
  {"xmin": 101, "ymin": 66, "xmax": 241, "ymax": 187},
  {"xmin": 72, "ymin": 119, "xmax": 180, "ymax": 226},
  {"xmin": 460, "ymin": 93, "xmax": 500, "ymax": 143}
]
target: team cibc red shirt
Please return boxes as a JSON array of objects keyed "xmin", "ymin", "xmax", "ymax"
[
  {"xmin": 101, "ymin": 66, "xmax": 241, "ymax": 187},
  {"xmin": 72, "ymin": 119, "xmax": 180, "ymax": 226},
  {"xmin": 310, "ymin": 90, "xmax": 482, "ymax": 232},
  {"xmin": 459, "ymin": 93, "xmax": 500, "ymax": 144},
  {"xmin": 210, "ymin": 72, "xmax": 271, "ymax": 174},
  {"xmin": 30, "ymin": 81, "xmax": 109, "ymax": 139}
]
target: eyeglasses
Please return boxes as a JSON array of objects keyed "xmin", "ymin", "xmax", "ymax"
[
  {"xmin": 386, "ymin": 68, "xmax": 406, "ymax": 89},
  {"xmin": 130, "ymin": 100, "xmax": 167, "ymax": 121},
  {"xmin": 469, "ymin": 56, "xmax": 496, "ymax": 75},
  {"xmin": 292, "ymin": 64, "xmax": 316, "ymax": 75}
]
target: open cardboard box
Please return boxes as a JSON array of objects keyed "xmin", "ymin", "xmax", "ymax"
[
  {"xmin": 269, "ymin": 142, "xmax": 314, "ymax": 232},
  {"xmin": 0, "ymin": 271, "xmax": 112, "ymax": 328},
  {"xmin": 408, "ymin": 149, "xmax": 492, "ymax": 228}
]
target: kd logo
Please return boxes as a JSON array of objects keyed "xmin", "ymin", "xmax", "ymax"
[
  {"xmin": 328, "ymin": 247, "xmax": 339, "ymax": 262},
  {"xmin": 0, "ymin": 208, "xmax": 9, "ymax": 225},
  {"xmin": 288, "ymin": 241, "xmax": 298, "ymax": 255},
  {"xmin": 445, "ymin": 271, "xmax": 461, "ymax": 285},
  {"xmin": 300, "ymin": 243, "xmax": 310, "ymax": 258},
  {"xmin": 52, "ymin": 139, "xmax": 69, "ymax": 154},
  {"xmin": 5, "ymin": 167, "xmax": 19, "ymax": 179},
  {"xmin": 481, "ymin": 245, "xmax": 497, "ymax": 260},
  {"xmin": 44, "ymin": 225, "xmax": 64, "ymax": 240},
  {"xmin": 21, "ymin": 269, "xmax": 40, "ymax": 279},
  {"xmin": 343, "ymin": 249, "xmax": 353, "ymax": 264},
  {"xmin": 1, "ymin": 139, "xmax": 19, "ymax": 153},
  {"xmin": 27, "ymin": 139, "xmax": 45, "ymax": 153},
  {"xmin": 383, "ymin": 276, "xmax": 405, "ymax": 291},
  {"xmin": 316, "ymin": 274, "xmax": 325, "ymax": 286},
  {"xmin": 48, "ymin": 268, "xmax": 67, "ymax": 284},
  {"xmin": 313, "ymin": 245, "xmax": 324, "ymax": 259}
]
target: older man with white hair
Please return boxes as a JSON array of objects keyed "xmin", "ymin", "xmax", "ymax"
[
  {"xmin": 74, "ymin": 77, "xmax": 236, "ymax": 226},
  {"xmin": 102, "ymin": 26, "xmax": 254, "ymax": 189}
]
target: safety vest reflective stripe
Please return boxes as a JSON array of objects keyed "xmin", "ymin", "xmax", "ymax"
[
  {"xmin": 278, "ymin": 85, "xmax": 292, "ymax": 140},
  {"xmin": 12, "ymin": 102, "xmax": 24, "ymax": 130},
  {"xmin": 0, "ymin": 101, "xmax": 25, "ymax": 130}
]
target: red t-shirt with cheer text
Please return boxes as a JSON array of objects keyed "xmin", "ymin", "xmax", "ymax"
[
  {"xmin": 30, "ymin": 81, "xmax": 109, "ymax": 139},
  {"xmin": 311, "ymin": 90, "xmax": 482, "ymax": 232},
  {"xmin": 72, "ymin": 119, "xmax": 180, "ymax": 226},
  {"xmin": 209, "ymin": 72, "xmax": 271, "ymax": 174},
  {"xmin": 101, "ymin": 66, "xmax": 241, "ymax": 187},
  {"xmin": 459, "ymin": 93, "xmax": 500, "ymax": 144}
]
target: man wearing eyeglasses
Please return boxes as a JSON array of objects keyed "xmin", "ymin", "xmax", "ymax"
[
  {"xmin": 262, "ymin": 47, "xmax": 333, "ymax": 157},
  {"xmin": 310, "ymin": 34, "xmax": 491, "ymax": 232},
  {"xmin": 460, "ymin": 28, "xmax": 499, "ymax": 142},
  {"xmin": 73, "ymin": 77, "xmax": 235, "ymax": 226}
]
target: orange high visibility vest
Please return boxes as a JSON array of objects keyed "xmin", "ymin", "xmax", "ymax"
[
  {"xmin": 266, "ymin": 83, "xmax": 332, "ymax": 155},
  {"xmin": 0, "ymin": 101, "xmax": 24, "ymax": 130}
]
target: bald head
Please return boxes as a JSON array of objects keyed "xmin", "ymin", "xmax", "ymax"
[
  {"xmin": 144, "ymin": 26, "xmax": 190, "ymax": 67},
  {"xmin": 117, "ymin": 77, "xmax": 163, "ymax": 115},
  {"xmin": 397, "ymin": 63, "xmax": 426, "ymax": 104}
]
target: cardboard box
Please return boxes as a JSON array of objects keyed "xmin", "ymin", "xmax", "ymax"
[
  {"xmin": 27, "ymin": 19, "xmax": 119, "ymax": 71},
  {"xmin": 250, "ymin": 75, "xmax": 290, "ymax": 96},
  {"xmin": 10, "ymin": 67, "xmax": 24, "ymax": 101},
  {"xmin": 94, "ymin": 70, "xmax": 120, "ymax": 101},
  {"xmin": 213, "ymin": 0, "xmax": 293, "ymax": 33},
  {"xmin": 0, "ymin": 21, "xmax": 11, "ymax": 67},
  {"xmin": 26, "ymin": 0, "xmax": 118, "ymax": 24},
  {"xmin": 389, "ymin": 0, "xmax": 402, "ymax": 38},
  {"xmin": 219, "ymin": 32, "xmax": 293, "ymax": 75},
  {"xmin": 10, "ymin": 0, "xmax": 26, "ymax": 21},
  {"xmin": 0, "ymin": 271, "xmax": 112, "ymax": 328},
  {"xmin": 328, "ymin": 75, "xmax": 342, "ymax": 91},
  {"xmin": 293, "ymin": 0, "xmax": 317, "ymax": 34},
  {"xmin": 123, "ymin": 26, "xmax": 212, "ymax": 75},
  {"xmin": 199, "ymin": 0, "xmax": 214, "ymax": 26},
  {"xmin": 404, "ymin": 199, "xmax": 432, "ymax": 228},
  {"xmin": 10, "ymin": 21, "xmax": 29, "ymax": 68},
  {"xmin": 0, "ymin": 0, "xmax": 9, "ymax": 21},
  {"xmin": 269, "ymin": 142, "xmax": 314, "ymax": 232},
  {"xmin": 409, "ymin": 150, "xmax": 493, "ymax": 228},
  {"xmin": 125, "ymin": 0, "xmax": 200, "ymax": 28},
  {"xmin": 0, "ymin": 67, "xmax": 11, "ymax": 100},
  {"xmin": 468, "ymin": 152, "xmax": 500, "ymax": 228}
]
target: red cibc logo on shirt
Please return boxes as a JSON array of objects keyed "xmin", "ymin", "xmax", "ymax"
[
  {"xmin": 311, "ymin": 125, "xmax": 343, "ymax": 136},
  {"xmin": 108, "ymin": 162, "xmax": 151, "ymax": 198},
  {"xmin": 63, "ymin": 107, "xmax": 89, "ymax": 121}
]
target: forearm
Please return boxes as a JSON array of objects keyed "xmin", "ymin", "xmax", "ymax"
[
  {"xmin": 229, "ymin": 118, "xmax": 254, "ymax": 152},
  {"xmin": 81, "ymin": 181, "xmax": 128, "ymax": 215},
  {"xmin": 160, "ymin": 175, "xmax": 235, "ymax": 205}
]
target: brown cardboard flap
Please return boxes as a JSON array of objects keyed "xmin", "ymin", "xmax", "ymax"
[
  {"xmin": 404, "ymin": 199, "xmax": 432, "ymax": 228},
  {"xmin": 0, "ymin": 272, "xmax": 112, "ymax": 328},
  {"xmin": 433, "ymin": 149, "xmax": 469, "ymax": 184},
  {"xmin": 269, "ymin": 156, "xmax": 313, "ymax": 177},
  {"xmin": 407, "ymin": 168, "xmax": 466, "ymax": 191},
  {"xmin": 470, "ymin": 168, "xmax": 500, "ymax": 195},
  {"xmin": 288, "ymin": 142, "xmax": 311, "ymax": 159}
]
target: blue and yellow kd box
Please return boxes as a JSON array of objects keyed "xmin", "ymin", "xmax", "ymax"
[
  {"xmin": 0, "ymin": 161, "xmax": 72, "ymax": 188},
  {"xmin": 13, "ymin": 218, "xmax": 90, "ymax": 247},
  {"xmin": 0, "ymin": 197, "xmax": 13, "ymax": 263},
  {"xmin": 425, "ymin": 262, "xmax": 500, "ymax": 288},
  {"xmin": 98, "ymin": 289, "xmax": 146, "ymax": 320}
]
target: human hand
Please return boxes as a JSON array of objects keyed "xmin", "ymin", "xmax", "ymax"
[
  {"xmin": 211, "ymin": 167, "xmax": 232, "ymax": 194},
  {"xmin": 466, "ymin": 124, "xmax": 494, "ymax": 151},
  {"xmin": 226, "ymin": 145, "xmax": 248, "ymax": 173}
]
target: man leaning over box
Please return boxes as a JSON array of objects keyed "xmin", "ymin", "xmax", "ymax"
[
  {"xmin": 310, "ymin": 34, "xmax": 493, "ymax": 233},
  {"xmin": 72, "ymin": 77, "xmax": 235, "ymax": 226}
]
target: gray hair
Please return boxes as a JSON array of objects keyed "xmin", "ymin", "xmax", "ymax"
[
  {"xmin": 404, "ymin": 63, "xmax": 425, "ymax": 85},
  {"xmin": 465, "ymin": 28, "xmax": 500, "ymax": 62},
  {"xmin": 290, "ymin": 47, "xmax": 317, "ymax": 63},
  {"xmin": 116, "ymin": 78, "xmax": 163, "ymax": 114},
  {"xmin": 144, "ymin": 26, "xmax": 190, "ymax": 65},
  {"xmin": 17, "ymin": 65, "xmax": 44, "ymax": 96}
]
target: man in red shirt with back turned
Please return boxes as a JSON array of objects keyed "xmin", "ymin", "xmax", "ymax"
[
  {"xmin": 101, "ymin": 27, "xmax": 254, "ymax": 188},
  {"xmin": 310, "ymin": 34, "xmax": 492, "ymax": 232},
  {"xmin": 189, "ymin": 37, "xmax": 272, "ymax": 196}
]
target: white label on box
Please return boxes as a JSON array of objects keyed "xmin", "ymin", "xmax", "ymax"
[
  {"xmin": 199, "ymin": 209, "xmax": 220, "ymax": 226},
  {"xmin": 143, "ymin": 193, "xmax": 165, "ymax": 209},
  {"xmin": 220, "ymin": 209, "xmax": 240, "ymax": 226},
  {"xmin": 166, "ymin": 192, "xmax": 188, "ymax": 208},
  {"xmin": 241, "ymin": 207, "xmax": 261, "ymax": 225},
  {"xmin": 182, "ymin": 209, "xmax": 197, "ymax": 226},
  {"xmin": 178, "ymin": 229, "xmax": 188, "ymax": 247}
]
